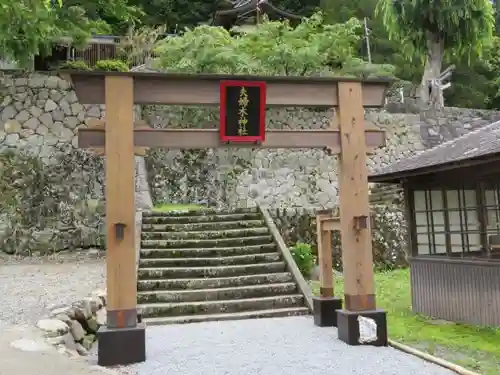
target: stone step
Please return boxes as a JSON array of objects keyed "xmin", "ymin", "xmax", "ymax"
[
  {"xmin": 138, "ymin": 253, "xmax": 281, "ymax": 268},
  {"xmin": 141, "ymin": 227, "xmax": 270, "ymax": 240},
  {"xmin": 142, "ymin": 307, "xmax": 310, "ymax": 325},
  {"xmin": 137, "ymin": 283, "xmax": 298, "ymax": 303},
  {"xmin": 137, "ymin": 262, "xmax": 286, "ymax": 279},
  {"xmin": 141, "ymin": 220, "xmax": 265, "ymax": 232},
  {"xmin": 139, "ymin": 294, "xmax": 304, "ymax": 318},
  {"xmin": 139, "ymin": 243, "xmax": 278, "ymax": 259},
  {"xmin": 142, "ymin": 213, "xmax": 262, "ymax": 225},
  {"xmin": 142, "ymin": 207, "xmax": 259, "ymax": 217},
  {"xmin": 137, "ymin": 272, "xmax": 294, "ymax": 291},
  {"xmin": 141, "ymin": 235, "xmax": 274, "ymax": 249}
]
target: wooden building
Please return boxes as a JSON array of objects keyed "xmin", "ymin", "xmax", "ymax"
[
  {"xmin": 369, "ymin": 121, "xmax": 500, "ymax": 327},
  {"xmin": 212, "ymin": 0, "xmax": 302, "ymax": 30}
]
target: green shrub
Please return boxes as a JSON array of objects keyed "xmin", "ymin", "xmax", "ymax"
[
  {"xmin": 59, "ymin": 60, "xmax": 91, "ymax": 71},
  {"xmin": 290, "ymin": 242, "xmax": 316, "ymax": 278},
  {"xmin": 94, "ymin": 59, "xmax": 129, "ymax": 72}
]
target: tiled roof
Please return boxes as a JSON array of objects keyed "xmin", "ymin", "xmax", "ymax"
[{"xmin": 369, "ymin": 120, "xmax": 500, "ymax": 181}]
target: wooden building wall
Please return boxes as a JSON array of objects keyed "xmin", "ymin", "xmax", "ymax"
[{"xmin": 410, "ymin": 257, "xmax": 500, "ymax": 326}]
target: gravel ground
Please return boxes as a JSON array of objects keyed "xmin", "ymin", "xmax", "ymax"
[
  {"xmin": 0, "ymin": 255, "xmax": 455, "ymax": 375},
  {"xmin": 0, "ymin": 252, "xmax": 105, "ymax": 325},
  {"xmin": 94, "ymin": 316, "xmax": 456, "ymax": 375}
]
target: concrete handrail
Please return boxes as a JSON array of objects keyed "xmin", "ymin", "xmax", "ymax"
[
  {"xmin": 135, "ymin": 210, "xmax": 143, "ymax": 272},
  {"xmin": 259, "ymin": 206, "xmax": 314, "ymax": 312}
]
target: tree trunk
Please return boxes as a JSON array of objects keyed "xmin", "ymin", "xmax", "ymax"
[{"xmin": 419, "ymin": 33, "xmax": 445, "ymax": 109}]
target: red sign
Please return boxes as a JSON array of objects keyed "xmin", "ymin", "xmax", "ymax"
[{"xmin": 219, "ymin": 80, "xmax": 266, "ymax": 143}]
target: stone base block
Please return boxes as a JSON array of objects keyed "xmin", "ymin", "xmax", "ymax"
[
  {"xmin": 313, "ymin": 296, "xmax": 343, "ymax": 327},
  {"xmin": 97, "ymin": 323, "xmax": 146, "ymax": 366},
  {"xmin": 337, "ymin": 309, "xmax": 388, "ymax": 347}
]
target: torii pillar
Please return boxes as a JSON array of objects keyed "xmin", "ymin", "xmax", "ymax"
[{"xmin": 335, "ymin": 82, "xmax": 388, "ymax": 346}]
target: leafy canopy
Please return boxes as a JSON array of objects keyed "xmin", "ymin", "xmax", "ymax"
[
  {"xmin": 153, "ymin": 13, "xmax": 395, "ymax": 78},
  {"xmin": 0, "ymin": 0, "xmax": 141, "ymax": 67},
  {"xmin": 376, "ymin": 0, "xmax": 495, "ymax": 60}
]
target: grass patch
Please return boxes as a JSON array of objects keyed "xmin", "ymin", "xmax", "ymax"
[
  {"xmin": 311, "ymin": 269, "xmax": 500, "ymax": 374},
  {"xmin": 153, "ymin": 203, "xmax": 204, "ymax": 212}
]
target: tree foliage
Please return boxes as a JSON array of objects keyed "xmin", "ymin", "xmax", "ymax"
[
  {"xmin": 154, "ymin": 13, "xmax": 395, "ymax": 78},
  {"xmin": 377, "ymin": 0, "xmax": 495, "ymax": 61},
  {"xmin": 376, "ymin": 0, "xmax": 495, "ymax": 107},
  {"xmin": 0, "ymin": 0, "xmax": 142, "ymax": 66}
]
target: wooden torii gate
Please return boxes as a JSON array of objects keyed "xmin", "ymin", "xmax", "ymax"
[{"xmin": 62, "ymin": 70, "xmax": 390, "ymax": 366}]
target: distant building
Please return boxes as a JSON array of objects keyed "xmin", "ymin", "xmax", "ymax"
[{"xmin": 212, "ymin": 0, "xmax": 302, "ymax": 30}]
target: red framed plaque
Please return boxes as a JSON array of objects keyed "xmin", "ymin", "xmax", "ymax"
[{"xmin": 219, "ymin": 80, "xmax": 266, "ymax": 143}]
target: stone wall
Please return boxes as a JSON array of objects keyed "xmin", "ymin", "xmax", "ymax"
[
  {"xmin": 144, "ymin": 105, "xmax": 500, "ymax": 208},
  {"xmin": 2, "ymin": 71, "xmax": 500, "ymax": 253}
]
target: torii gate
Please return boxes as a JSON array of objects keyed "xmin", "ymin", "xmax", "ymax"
[{"xmin": 61, "ymin": 70, "xmax": 390, "ymax": 366}]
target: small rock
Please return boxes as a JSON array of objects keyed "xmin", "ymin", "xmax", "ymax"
[
  {"xmin": 87, "ymin": 317, "xmax": 99, "ymax": 333},
  {"xmin": 61, "ymin": 331, "xmax": 78, "ymax": 350},
  {"xmin": 69, "ymin": 320, "xmax": 86, "ymax": 342},
  {"xmin": 10, "ymin": 339, "xmax": 53, "ymax": 352},
  {"xmin": 53, "ymin": 313, "xmax": 72, "ymax": 324},
  {"xmin": 50, "ymin": 306, "xmax": 70, "ymax": 316},
  {"xmin": 36, "ymin": 319, "xmax": 69, "ymax": 337},
  {"xmin": 93, "ymin": 289, "xmax": 107, "ymax": 306},
  {"xmin": 65, "ymin": 307, "xmax": 77, "ymax": 319},
  {"xmin": 82, "ymin": 299, "xmax": 94, "ymax": 317},
  {"xmin": 44, "ymin": 99, "xmax": 58, "ymax": 111},
  {"xmin": 82, "ymin": 334, "xmax": 96, "ymax": 350},
  {"xmin": 75, "ymin": 343, "xmax": 88, "ymax": 356},
  {"xmin": 45, "ymin": 335, "xmax": 66, "ymax": 345},
  {"xmin": 4, "ymin": 119, "xmax": 22, "ymax": 133},
  {"xmin": 84, "ymin": 296, "xmax": 100, "ymax": 314},
  {"xmin": 96, "ymin": 308, "xmax": 107, "ymax": 326},
  {"xmin": 74, "ymin": 305, "xmax": 90, "ymax": 322}
]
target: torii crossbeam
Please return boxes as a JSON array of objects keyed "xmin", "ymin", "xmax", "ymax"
[{"xmin": 61, "ymin": 70, "xmax": 391, "ymax": 366}]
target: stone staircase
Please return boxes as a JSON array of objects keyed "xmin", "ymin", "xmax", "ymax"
[{"xmin": 137, "ymin": 207, "xmax": 309, "ymax": 325}]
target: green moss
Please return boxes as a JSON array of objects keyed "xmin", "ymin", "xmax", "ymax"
[
  {"xmin": 153, "ymin": 203, "xmax": 205, "ymax": 212},
  {"xmin": 311, "ymin": 269, "xmax": 500, "ymax": 375}
]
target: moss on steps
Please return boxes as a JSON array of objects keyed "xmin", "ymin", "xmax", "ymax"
[
  {"xmin": 138, "ymin": 262, "xmax": 286, "ymax": 279},
  {"xmin": 138, "ymin": 253, "xmax": 281, "ymax": 268},
  {"xmin": 141, "ymin": 220, "xmax": 266, "ymax": 232},
  {"xmin": 142, "ymin": 213, "xmax": 262, "ymax": 225},
  {"xmin": 141, "ymin": 235, "xmax": 273, "ymax": 249},
  {"xmin": 143, "ymin": 207, "xmax": 259, "ymax": 217},
  {"xmin": 137, "ymin": 273, "xmax": 294, "ymax": 292},
  {"xmin": 139, "ymin": 243, "xmax": 278, "ymax": 259},
  {"xmin": 141, "ymin": 227, "xmax": 270, "ymax": 240},
  {"xmin": 137, "ymin": 283, "xmax": 298, "ymax": 303},
  {"xmin": 139, "ymin": 294, "xmax": 304, "ymax": 318}
]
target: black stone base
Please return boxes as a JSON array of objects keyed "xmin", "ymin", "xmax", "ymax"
[
  {"xmin": 97, "ymin": 323, "xmax": 146, "ymax": 366},
  {"xmin": 313, "ymin": 296, "xmax": 343, "ymax": 327},
  {"xmin": 337, "ymin": 309, "xmax": 388, "ymax": 347}
]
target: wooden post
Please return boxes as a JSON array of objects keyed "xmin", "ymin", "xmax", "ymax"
[
  {"xmin": 318, "ymin": 219, "xmax": 333, "ymax": 297},
  {"xmin": 96, "ymin": 76, "xmax": 146, "ymax": 367},
  {"xmin": 317, "ymin": 212, "xmax": 339, "ymax": 297},
  {"xmin": 336, "ymin": 81, "xmax": 387, "ymax": 346},
  {"xmin": 105, "ymin": 75, "xmax": 137, "ymax": 326}
]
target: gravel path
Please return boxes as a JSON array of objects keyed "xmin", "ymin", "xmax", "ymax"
[
  {"xmin": 102, "ymin": 316, "xmax": 455, "ymax": 375},
  {"xmin": 0, "ymin": 255, "xmax": 105, "ymax": 325},
  {"xmin": 0, "ymin": 256, "xmax": 455, "ymax": 375}
]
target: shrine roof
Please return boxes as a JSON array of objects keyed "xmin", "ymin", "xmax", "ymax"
[{"xmin": 369, "ymin": 120, "xmax": 500, "ymax": 183}]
